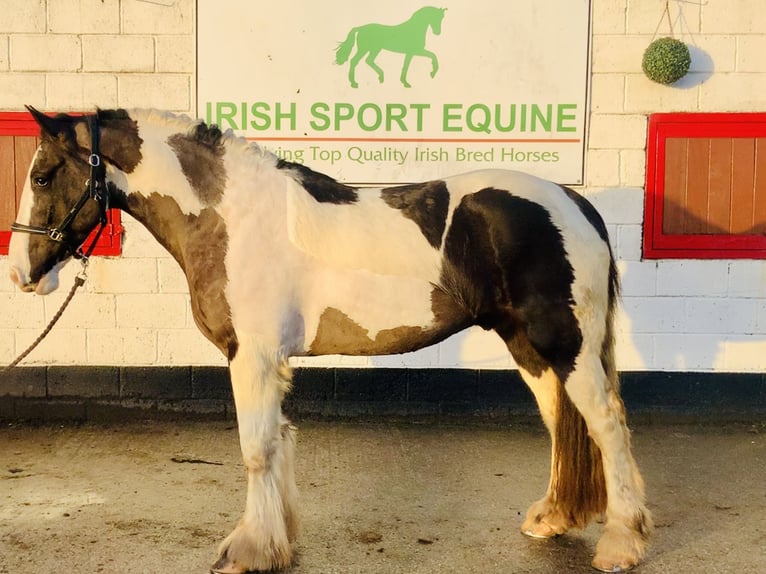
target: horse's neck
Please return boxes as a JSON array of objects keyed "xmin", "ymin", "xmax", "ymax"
[
  {"xmin": 409, "ymin": 9, "xmax": 434, "ymax": 29},
  {"xmin": 114, "ymin": 124, "xmax": 224, "ymax": 266},
  {"xmin": 114, "ymin": 123, "xmax": 280, "ymax": 270}
]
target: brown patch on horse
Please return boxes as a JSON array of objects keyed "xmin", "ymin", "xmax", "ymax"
[
  {"xmin": 123, "ymin": 192, "xmax": 238, "ymax": 359},
  {"xmin": 380, "ymin": 180, "xmax": 449, "ymax": 248},
  {"xmin": 309, "ymin": 287, "xmax": 471, "ymax": 355},
  {"xmin": 168, "ymin": 124, "xmax": 227, "ymax": 206},
  {"xmin": 551, "ymin": 382, "xmax": 608, "ymax": 528},
  {"xmin": 309, "ymin": 308, "xmax": 428, "ymax": 355}
]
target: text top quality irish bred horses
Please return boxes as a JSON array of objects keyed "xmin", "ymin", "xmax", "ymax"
[{"xmin": 8, "ymin": 108, "xmax": 651, "ymax": 573}]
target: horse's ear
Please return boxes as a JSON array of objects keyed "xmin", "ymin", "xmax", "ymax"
[
  {"xmin": 26, "ymin": 105, "xmax": 82, "ymax": 152},
  {"xmin": 26, "ymin": 105, "xmax": 65, "ymax": 139}
]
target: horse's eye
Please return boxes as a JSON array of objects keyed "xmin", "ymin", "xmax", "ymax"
[{"xmin": 33, "ymin": 176, "xmax": 49, "ymax": 188}]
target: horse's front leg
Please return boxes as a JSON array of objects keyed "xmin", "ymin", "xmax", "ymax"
[
  {"xmin": 426, "ymin": 50, "xmax": 439, "ymax": 78},
  {"xmin": 212, "ymin": 339, "xmax": 298, "ymax": 574}
]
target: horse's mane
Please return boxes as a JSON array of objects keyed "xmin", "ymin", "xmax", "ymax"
[
  {"xmin": 189, "ymin": 122, "xmax": 225, "ymax": 148},
  {"xmin": 126, "ymin": 108, "xmax": 271, "ymax": 160}
]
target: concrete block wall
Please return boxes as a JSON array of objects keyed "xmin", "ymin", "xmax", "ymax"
[
  {"xmin": 588, "ymin": 0, "xmax": 766, "ymax": 373},
  {"xmin": 0, "ymin": 0, "xmax": 764, "ymax": 373},
  {"xmin": 0, "ymin": 0, "xmax": 194, "ymax": 110}
]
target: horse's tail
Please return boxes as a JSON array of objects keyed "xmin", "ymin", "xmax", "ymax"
[
  {"xmin": 551, "ymin": 385, "xmax": 607, "ymax": 528},
  {"xmin": 335, "ymin": 27, "xmax": 358, "ymax": 65},
  {"xmin": 550, "ymin": 254, "xmax": 618, "ymax": 527}
]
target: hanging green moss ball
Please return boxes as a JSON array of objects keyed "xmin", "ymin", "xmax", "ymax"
[{"xmin": 642, "ymin": 37, "xmax": 691, "ymax": 85}]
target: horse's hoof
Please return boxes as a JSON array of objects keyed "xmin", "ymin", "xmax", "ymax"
[
  {"xmin": 209, "ymin": 557, "xmax": 274, "ymax": 574},
  {"xmin": 523, "ymin": 528, "xmax": 558, "ymax": 540},
  {"xmin": 591, "ymin": 549, "xmax": 640, "ymax": 572},
  {"xmin": 212, "ymin": 522, "xmax": 292, "ymax": 573},
  {"xmin": 210, "ymin": 556, "xmax": 246, "ymax": 574},
  {"xmin": 591, "ymin": 517, "xmax": 647, "ymax": 573},
  {"xmin": 591, "ymin": 561, "xmax": 635, "ymax": 573}
]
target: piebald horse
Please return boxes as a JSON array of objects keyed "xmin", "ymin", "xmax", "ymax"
[{"xmin": 8, "ymin": 108, "xmax": 651, "ymax": 573}]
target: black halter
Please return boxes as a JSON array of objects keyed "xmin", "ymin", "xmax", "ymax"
[{"xmin": 11, "ymin": 114, "xmax": 110, "ymax": 261}]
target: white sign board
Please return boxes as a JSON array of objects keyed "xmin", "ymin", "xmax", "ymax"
[{"xmin": 197, "ymin": 1, "xmax": 590, "ymax": 185}]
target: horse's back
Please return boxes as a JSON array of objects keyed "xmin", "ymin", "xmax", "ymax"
[{"xmin": 279, "ymin": 166, "xmax": 611, "ymax": 294}]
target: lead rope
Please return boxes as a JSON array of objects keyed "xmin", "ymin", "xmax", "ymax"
[{"xmin": 4, "ymin": 268, "xmax": 87, "ymax": 371}]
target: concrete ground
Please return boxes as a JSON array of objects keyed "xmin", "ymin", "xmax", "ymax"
[{"xmin": 1, "ymin": 419, "xmax": 765, "ymax": 574}]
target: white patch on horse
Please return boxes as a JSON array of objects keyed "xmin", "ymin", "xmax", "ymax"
[
  {"xmin": 6, "ymin": 149, "xmax": 63, "ymax": 294},
  {"xmin": 7, "ymin": 151, "xmax": 37, "ymax": 286},
  {"xmin": 127, "ymin": 111, "xmax": 208, "ymax": 216},
  {"xmin": 302, "ymin": 269, "xmax": 438, "ymax": 349},
  {"xmin": 285, "ymin": 181, "xmax": 442, "ymax": 283}
]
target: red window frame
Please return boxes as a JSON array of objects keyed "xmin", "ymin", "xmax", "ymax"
[
  {"xmin": 0, "ymin": 111, "xmax": 123, "ymax": 256},
  {"xmin": 644, "ymin": 112, "xmax": 766, "ymax": 259}
]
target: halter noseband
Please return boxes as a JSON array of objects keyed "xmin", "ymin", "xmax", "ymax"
[{"xmin": 11, "ymin": 114, "xmax": 110, "ymax": 261}]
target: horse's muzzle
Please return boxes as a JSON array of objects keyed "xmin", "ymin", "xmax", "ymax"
[
  {"xmin": 9, "ymin": 265, "xmax": 58, "ymax": 295},
  {"xmin": 9, "ymin": 266, "xmax": 34, "ymax": 293}
]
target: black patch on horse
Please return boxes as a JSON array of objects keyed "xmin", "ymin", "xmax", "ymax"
[
  {"xmin": 380, "ymin": 180, "xmax": 449, "ymax": 248},
  {"xmin": 168, "ymin": 123, "xmax": 227, "ymax": 206},
  {"xmin": 441, "ymin": 187, "xmax": 581, "ymax": 381},
  {"xmin": 277, "ymin": 160, "xmax": 358, "ymax": 204},
  {"xmin": 95, "ymin": 109, "xmax": 143, "ymax": 174},
  {"xmin": 559, "ymin": 185, "xmax": 610, "ymax": 244},
  {"xmin": 559, "ymin": 184, "xmax": 620, "ymax": 302}
]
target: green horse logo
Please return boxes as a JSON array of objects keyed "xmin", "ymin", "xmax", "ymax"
[{"xmin": 335, "ymin": 6, "xmax": 447, "ymax": 88}]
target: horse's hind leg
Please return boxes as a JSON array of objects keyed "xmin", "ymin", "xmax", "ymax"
[
  {"xmin": 564, "ymin": 352, "xmax": 651, "ymax": 572},
  {"xmin": 500, "ymin": 307, "xmax": 650, "ymax": 571},
  {"xmin": 502, "ymin": 325, "xmax": 606, "ymax": 540},
  {"xmin": 348, "ymin": 49, "xmax": 365, "ymax": 88},
  {"xmin": 365, "ymin": 49, "xmax": 384, "ymax": 83},
  {"xmin": 513, "ymin": 366, "xmax": 596, "ymax": 538},
  {"xmin": 211, "ymin": 335, "xmax": 298, "ymax": 574}
]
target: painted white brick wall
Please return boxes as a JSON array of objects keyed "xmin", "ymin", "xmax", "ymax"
[
  {"xmin": 0, "ymin": 0, "xmax": 764, "ymax": 372},
  {"xmin": 587, "ymin": 0, "xmax": 766, "ymax": 373}
]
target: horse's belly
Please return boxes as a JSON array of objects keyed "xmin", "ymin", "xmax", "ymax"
[{"xmin": 302, "ymin": 270, "xmax": 469, "ymax": 356}]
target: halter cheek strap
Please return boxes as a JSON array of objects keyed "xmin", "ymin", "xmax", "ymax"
[{"xmin": 10, "ymin": 114, "xmax": 110, "ymax": 261}]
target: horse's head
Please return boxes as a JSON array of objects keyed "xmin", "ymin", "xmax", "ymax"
[
  {"xmin": 9, "ymin": 108, "xmax": 117, "ymax": 294},
  {"xmin": 425, "ymin": 6, "xmax": 446, "ymax": 35}
]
